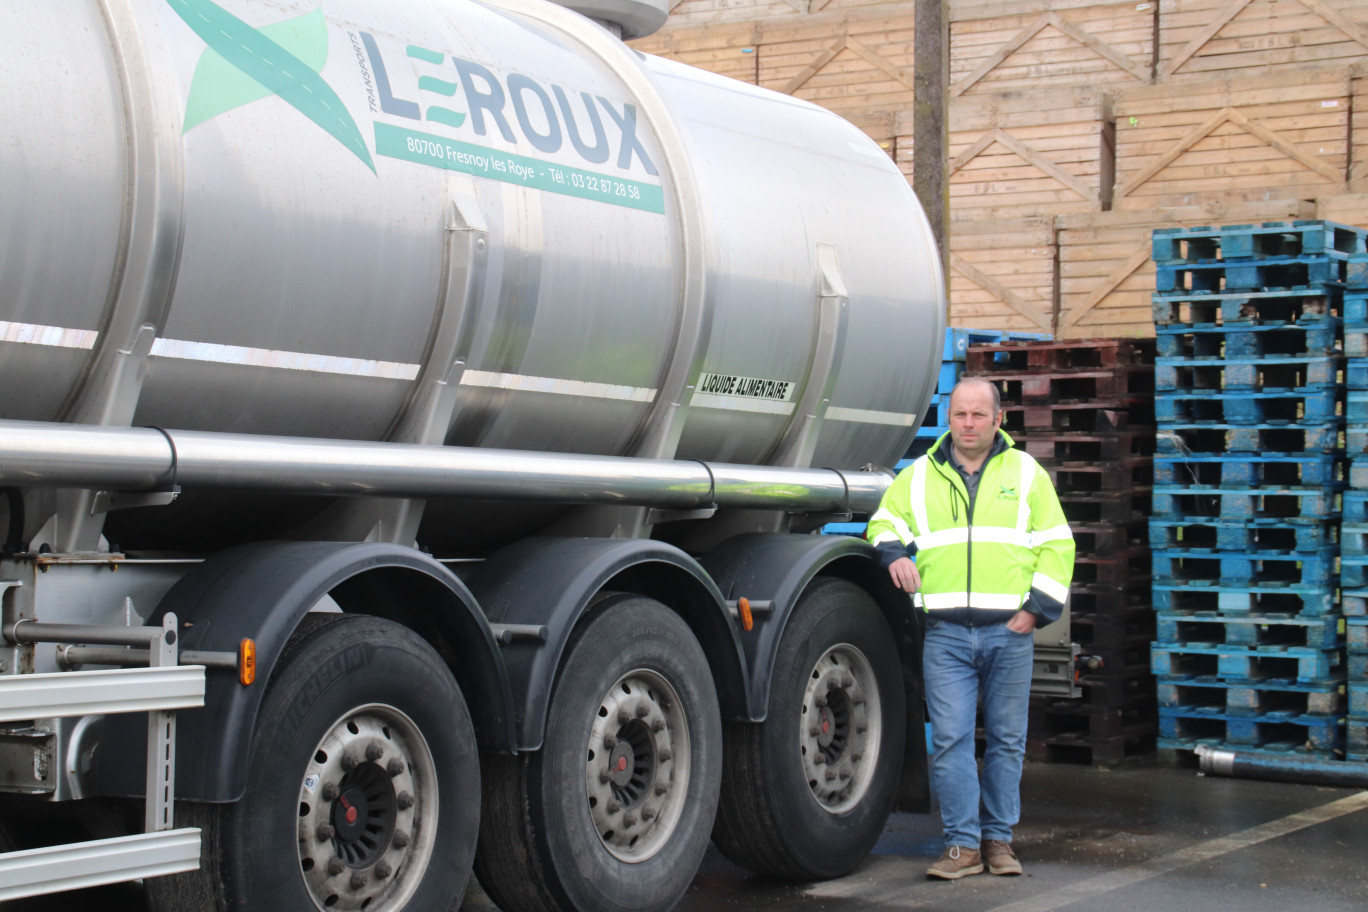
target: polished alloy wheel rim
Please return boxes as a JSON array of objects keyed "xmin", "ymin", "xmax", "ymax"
[
  {"xmin": 297, "ymin": 704, "xmax": 438, "ymax": 911},
  {"xmin": 584, "ymin": 669, "xmax": 691, "ymax": 862},
  {"xmin": 799, "ymin": 643, "xmax": 881, "ymax": 814}
]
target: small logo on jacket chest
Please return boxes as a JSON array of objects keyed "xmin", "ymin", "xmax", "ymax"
[{"xmin": 998, "ymin": 485, "xmax": 1018, "ymax": 501}]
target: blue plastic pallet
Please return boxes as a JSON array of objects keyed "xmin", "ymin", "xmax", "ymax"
[
  {"xmin": 1342, "ymin": 491, "xmax": 1368, "ymax": 523},
  {"xmin": 1341, "ymin": 587, "xmax": 1368, "ymax": 617},
  {"xmin": 1153, "ymin": 453, "xmax": 1341, "ymax": 488},
  {"xmin": 1151, "ymin": 643, "xmax": 1343, "ymax": 683},
  {"xmin": 1155, "ymin": 387, "xmax": 1341, "ymax": 426},
  {"xmin": 1156, "ymin": 423, "xmax": 1342, "ymax": 456},
  {"xmin": 1157, "ymin": 255, "xmax": 1351, "ymax": 295},
  {"xmin": 1344, "ymin": 324, "xmax": 1368, "ymax": 358},
  {"xmin": 1152, "ymin": 485, "xmax": 1341, "ymax": 521},
  {"xmin": 1350, "ymin": 652, "xmax": 1368, "ymax": 680},
  {"xmin": 1154, "ymin": 320, "xmax": 1340, "ymax": 359},
  {"xmin": 1347, "ymin": 359, "xmax": 1368, "ymax": 390},
  {"xmin": 1152, "ymin": 221, "xmax": 1368, "ymax": 265},
  {"xmin": 1151, "ymin": 583, "xmax": 1336, "ymax": 616},
  {"xmin": 1158, "ymin": 705, "xmax": 1342, "ymax": 752},
  {"xmin": 1344, "ymin": 292, "xmax": 1368, "ymax": 323},
  {"xmin": 1156, "ymin": 674, "xmax": 1346, "ymax": 717},
  {"xmin": 1156, "ymin": 354, "xmax": 1342, "ymax": 391},
  {"xmin": 1152, "ymin": 286, "xmax": 1343, "ymax": 327},
  {"xmin": 1350, "ymin": 683, "xmax": 1367, "ymax": 717},
  {"xmin": 1350, "ymin": 716, "xmax": 1368, "ymax": 753},
  {"xmin": 1155, "ymin": 610, "xmax": 1344, "ymax": 651},
  {"xmin": 943, "ymin": 327, "xmax": 1051, "ymax": 362},
  {"xmin": 1148, "ymin": 517, "xmax": 1337, "ymax": 553},
  {"xmin": 1348, "ymin": 618, "xmax": 1368, "ymax": 653},
  {"xmin": 1347, "ymin": 457, "xmax": 1368, "ymax": 488}
]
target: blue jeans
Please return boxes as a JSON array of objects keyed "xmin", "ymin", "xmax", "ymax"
[{"xmin": 922, "ymin": 617, "xmax": 1034, "ymax": 849}]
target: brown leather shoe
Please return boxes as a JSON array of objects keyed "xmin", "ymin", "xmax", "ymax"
[
  {"xmin": 982, "ymin": 839, "xmax": 1022, "ymax": 875},
  {"xmin": 926, "ymin": 845, "xmax": 984, "ymax": 880}
]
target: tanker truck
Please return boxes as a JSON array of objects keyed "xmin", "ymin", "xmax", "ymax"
[{"xmin": 0, "ymin": 0, "xmax": 945, "ymax": 909}]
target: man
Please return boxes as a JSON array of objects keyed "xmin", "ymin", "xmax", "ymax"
[{"xmin": 867, "ymin": 377, "xmax": 1074, "ymax": 880}]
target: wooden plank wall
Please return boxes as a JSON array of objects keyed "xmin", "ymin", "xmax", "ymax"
[
  {"xmin": 633, "ymin": 0, "xmax": 1368, "ymax": 337},
  {"xmin": 1057, "ymin": 200, "xmax": 1317, "ymax": 338},
  {"xmin": 895, "ymin": 88, "xmax": 1115, "ymax": 221}
]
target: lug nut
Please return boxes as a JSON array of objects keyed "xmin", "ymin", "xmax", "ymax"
[
  {"xmin": 642, "ymin": 806, "xmax": 657, "ymax": 821},
  {"xmin": 842, "ymin": 675, "xmax": 854, "ymax": 688},
  {"xmin": 651, "ymin": 719, "xmax": 665, "ymax": 732},
  {"xmin": 387, "ymin": 758, "xmax": 405, "ymax": 777},
  {"xmin": 658, "ymin": 749, "xmax": 672, "ymax": 762},
  {"xmin": 855, "ymin": 724, "xmax": 868, "ymax": 734},
  {"xmin": 825, "ymin": 769, "xmax": 837, "ymax": 781},
  {"xmin": 815, "ymin": 695, "xmax": 827, "ymax": 708},
  {"xmin": 654, "ymin": 783, "xmax": 668, "ymax": 796},
  {"xmin": 599, "ymin": 771, "xmax": 611, "ymax": 784},
  {"xmin": 317, "ymin": 824, "xmax": 336, "ymax": 841},
  {"xmin": 397, "ymin": 791, "xmax": 414, "ymax": 810},
  {"xmin": 623, "ymin": 812, "xmax": 638, "ymax": 826},
  {"xmin": 813, "ymin": 753, "xmax": 826, "ymax": 765},
  {"xmin": 365, "ymin": 743, "xmax": 384, "ymax": 762},
  {"xmin": 826, "ymin": 679, "xmax": 840, "ymax": 691},
  {"xmin": 323, "ymin": 782, "xmax": 341, "ymax": 800},
  {"xmin": 375, "ymin": 861, "xmax": 393, "ymax": 879},
  {"xmin": 635, "ymin": 704, "xmax": 650, "ymax": 718},
  {"xmin": 341, "ymin": 752, "xmax": 361, "ymax": 772},
  {"xmin": 393, "ymin": 830, "xmax": 411, "ymax": 848},
  {"xmin": 328, "ymin": 857, "xmax": 346, "ymax": 876},
  {"xmin": 608, "ymin": 800, "xmax": 622, "ymax": 814},
  {"xmin": 852, "ymin": 752, "xmax": 864, "ymax": 762},
  {"xmin": 809, "ymin": 725, "xmax": 820, "ymax": 736},
  {"xmin": 350, "ymin": 872, "xmax": 367, "ymax": 890},
  {"xmin": 604, "ymin": 735, "xmax": 616, "ymax": 749},
  {"xmin": 618, "ymin": 709, "xmax": 632, "ymax": 725}
]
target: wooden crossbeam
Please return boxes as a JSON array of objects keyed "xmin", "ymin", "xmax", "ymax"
[
  {"xmin": 948, "ymin": 129, "xmax": 1093, "ymax": 200},
  {"xmin": 782, "ymin": 33, "xmax": 846, "ymax": 95},
  {"xmin": 1061, "ymin": 246, "xmax": 1151, "ymax": 330},
  {"xmin": 1116, "ymin": 106, "xmax": 1346, "ymax": 200},
  {"xmin": 951, "ymin": 11, "xmax": 1147, "ymax": 97},
  {"xmin": 847, "ymin": 35, "xmax": 915, "ymax": 90},
  {"xmin": 950, "ymin": 254, "xmax": 1054, "ymax": 330},
  {"xmin": 1159, "ymin": 0, "xmax": 1249, "ymax": 79},
  {"xmin": 1163, "ymin": 0, "xmax": 1368, "ymax": 78}
]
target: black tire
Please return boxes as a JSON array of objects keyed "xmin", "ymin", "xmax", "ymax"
[
  {"xmin": 146, "ymin": 613, "xmax": 479, "ymax": 912},
  {"xmin": 712, "ymin": 577, "xmax": 907, "ymax": 880},
  {"xmin": 474, "ymin": 594, "xmax": 721, "ymax": 912}
]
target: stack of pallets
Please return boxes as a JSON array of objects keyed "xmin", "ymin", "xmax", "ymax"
[
  {"xmin": 967, "ymin": 338, "xmax": 1157, "ymax": 765},
  {"xmin": 1342, "ymin": 272, "xmax": 1368, "ymax": 762},
  {"xmin": 1149, "ymin": 220, "xmax": 1357, "ymax": 764}
]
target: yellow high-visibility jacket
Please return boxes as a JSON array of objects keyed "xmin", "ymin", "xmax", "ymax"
[{"xmin": 867, "ymin": 430, "xmax": 1074, "ymax": 626}]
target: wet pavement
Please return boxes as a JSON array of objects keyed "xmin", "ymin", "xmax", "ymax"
[{"xmin": 12, "ymin": 761, "xmax": 1368, "ymax": 911}]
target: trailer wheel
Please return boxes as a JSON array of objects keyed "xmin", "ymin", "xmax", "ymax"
[
  {"xmin": 712, "ymin": 577, "xmax": 906, "ymax": 880},
  {"xmin": 146, "ymin": 613, "xmax": 478, "ymax": 912},
  {"xmin": 475, "ymin": 594, "xmax": 721, "ymax": 912}
]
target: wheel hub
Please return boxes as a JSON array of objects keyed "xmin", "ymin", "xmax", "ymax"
[
  {"xmin": 297, "ymin": 706, "xmax": 438, "ymax": 912},
  {"xmin": 585, "ymin": 670, "xmax": 690, "ymax": 863},
  {"xmin": 799, "ymin": 644, "xmax": 881, "ymax": 815}
]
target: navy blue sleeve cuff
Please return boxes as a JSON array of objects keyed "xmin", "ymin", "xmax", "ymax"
[
  {"xmin": 1025, "ymin": 588, "xmax": 1065, "ymax": 626},
  {"xmin": 874, "ymin": 540, "xmax": 914, "ymax": 569}
]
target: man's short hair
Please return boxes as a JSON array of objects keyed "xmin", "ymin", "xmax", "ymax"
[{"xmin": 950, "ymin": 376, "xmax": 1001, "ymax": 414}]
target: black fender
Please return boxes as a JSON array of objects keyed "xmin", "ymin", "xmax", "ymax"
[
  {"xmin": 701, "ymin": 532, "xmax": 929, "ymax": 811},
  {"xmin": 94, "ymin": 541, "xmax": 515, "ymax": 802},
  {"xmin": 466, "ymin": 537, "xmax": 749, "ymax": 750}
]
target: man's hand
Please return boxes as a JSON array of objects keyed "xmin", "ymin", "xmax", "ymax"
[
  {"xmin": 888, "ymin": 556, "xmax": 920, "ymax": 593},
  {"xmin": 1006, "ymin": 609, "xmax": 1037, "ymax": 634}
]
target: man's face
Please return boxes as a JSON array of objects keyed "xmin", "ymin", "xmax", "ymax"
[{"xmin": 948, "ymin": 383, "xmax": 1002, "ymax": 463}]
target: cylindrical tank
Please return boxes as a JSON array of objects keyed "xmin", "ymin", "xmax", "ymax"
[{"xmin": 0, "ymin": 0, "xmax": 944, "ymax": 551}]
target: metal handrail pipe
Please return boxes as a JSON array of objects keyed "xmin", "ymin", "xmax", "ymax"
[
  {"xmin": 0, "ymin": 420, "xmax": 895, "ymax": 514},
  {"xmin": 56, "ymin": 646, "xmax": 238, "ymax": 671},
  {"xmin": 4, "ymin": 620, "xmax": 167, "ymax": 649}
]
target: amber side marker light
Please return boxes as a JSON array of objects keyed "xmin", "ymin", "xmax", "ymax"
[
  {"xmin": 737, "ymin": 597, "xmax": 754, "ymax": 632},
  {"xmin": 239, "ymin": 638, "xmax": 257, "ymax": 686}
]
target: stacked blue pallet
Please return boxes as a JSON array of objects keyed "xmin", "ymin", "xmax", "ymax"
[
  {"xmin": 1342, "ymin": 282, "xmax": 1368, "ymax": 762},
  {"xmin": 822, "ymin": 325, "xmax": 1049, "ymax": 537},
  {"xmin": 1149, "ymin": 220, "xmax": 1358, "ymax": 763}
]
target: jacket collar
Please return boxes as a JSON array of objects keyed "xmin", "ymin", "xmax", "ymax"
[{"xmin": 929, "ymin": 428, "xmax": 1014, "ymax": 468}]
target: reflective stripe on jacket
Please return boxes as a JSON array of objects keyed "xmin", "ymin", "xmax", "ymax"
[{"xmin": 866, "ymin": 429, "xmax": 1074, "ymax": 626}]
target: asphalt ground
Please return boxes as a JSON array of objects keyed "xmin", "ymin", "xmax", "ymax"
[{"xmin": 9, "ymin": 761, "xmax": 1367, "ymax": 911}]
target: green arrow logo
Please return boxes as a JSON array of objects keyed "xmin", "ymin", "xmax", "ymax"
[{"xmin": 169, "ymin": 0, "xmax": 375, "ymax": 172}]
